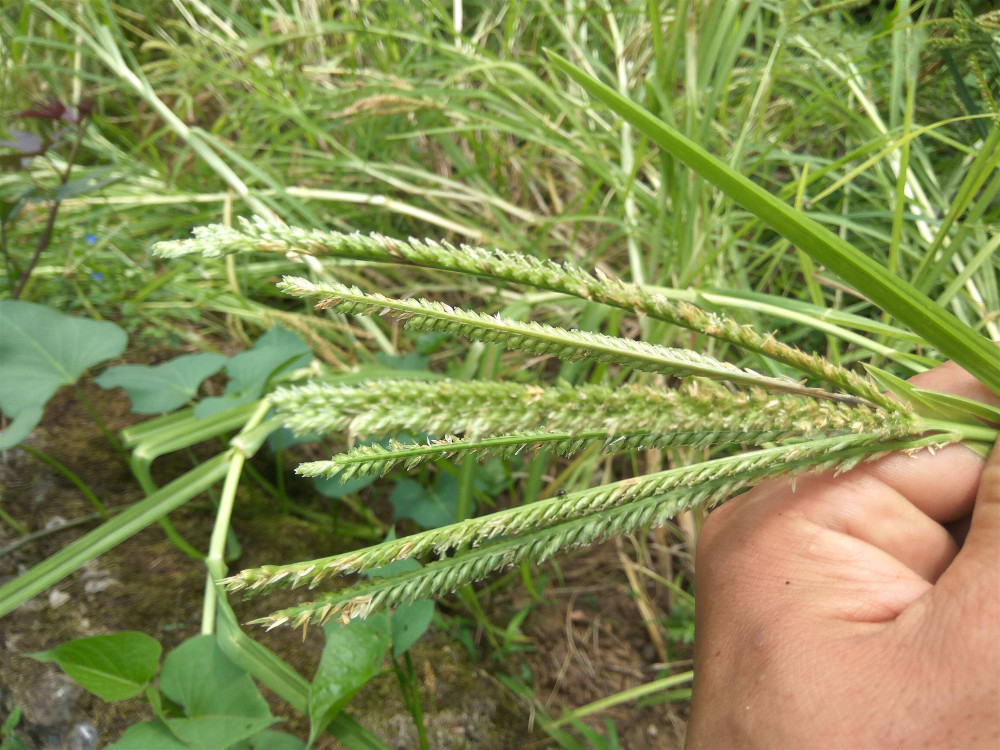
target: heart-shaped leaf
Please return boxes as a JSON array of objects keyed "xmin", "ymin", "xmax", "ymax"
[
  {"xmin": 239, "ymin": 730, "xmax": 309, "ymax": 750},
  {"xmin": 97, "ymin": 352, "xmax": 228, "ymax": 414},
  {"xmin": 390, "ymin": 473, "xmax": 472, "ymax": 529},
  {"xmin": 30, "ymin": 631, "xmax": 161, "ymax": 702},
  {"xmin": 194, "ymin": 326, "xmax": 311, "ymax": 418},
  {"xmin": 105, "ymin": 718, "xmax": 190, "ymax": 749},
  {"xmin": 365, "ymin": 554, "xmax": 436, "ymax": 657},
  {"xmin": 159, "ymin": 635, "xmax": 276, "ymax": 750},
  {"xmin": 309, "ymin": 616, "xmax": 390, "ymax": 746},
  {"xmin": 0, "ymin": 300, "xmax": 127, "ymax": 449}
]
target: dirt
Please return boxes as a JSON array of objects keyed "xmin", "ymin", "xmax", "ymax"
[
  {"xmin": 0, "ymin": 379, "xmax": 690, "ymax": 749},
  {"xmin": 487, "ymin": 540, "xmax": 691, "ymax": 749}
]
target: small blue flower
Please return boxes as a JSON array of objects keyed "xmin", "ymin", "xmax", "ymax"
[
  {"xmin": 84, "ymin": 233, "xmax": 98, "ymax": 245},
  {"xmin": 90, "ymin": 271, "xmax": 104, "ymax": 282}
]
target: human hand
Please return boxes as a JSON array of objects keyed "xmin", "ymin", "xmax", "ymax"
[{"xmin": 686, "ymin": 360, "xmax": 1000, "ymax": 749}]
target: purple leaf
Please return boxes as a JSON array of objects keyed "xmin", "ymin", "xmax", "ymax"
[{"xmin": 0, "ymin": 129, "xmax": 44, "ymax": 155}]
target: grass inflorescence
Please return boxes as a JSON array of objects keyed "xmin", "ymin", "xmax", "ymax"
[{"xmin": 155, "ymin": 226, "xmax": 991, "ymax": 630}]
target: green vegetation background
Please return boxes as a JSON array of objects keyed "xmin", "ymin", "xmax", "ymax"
[{"xmin": 1, "ymin": 1, "xmax": 998, "ymax": 748}]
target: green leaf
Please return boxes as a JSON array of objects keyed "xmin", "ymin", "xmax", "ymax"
[
  {"xmin": 863, "ymin": 365, "xmax": 925, "ymax": 408},
  {"xmin": 105, "ymin": 718, "xmax": 190, "ymax": 750},
  {"xmin": 545, "ymin": 51, "xmax": 1000, "ymax": 397},
  {"xmin": 472, "ymin": 457, "xmax": 509, "ymax": 496},
  {"xmin": 29, "ymin": 632, "xmax": 161, "ymax": 702},
  {"xmin": 390, "ymin": 473, "xmax": 472, "ymax": 529},
  {"xmin": 225, "ymin": 326, "xmax": 312, "ymax": 393},
  {"xmin": 241, "ymin": 730, "xmax": 308, "ymax": 750},
  {"xmin": 391, "ymin": 600, "xmax": 434, "ymax": 657},
  {"xmin": 865, "ymin": 365, "xmax": 976, "ymax": 424},
  {"xmin": 0, "ymin": 405, "xmax": 43, "ymax": 453},
  {"xmin": 367, "ymin": 557, "xmax": 435, "ymax": 657},
  {"xmin": 865, "ymin": 365, "xmax": 998, "ymax": 456},
  {"xmin": 374, "ymin": 350, "xmax": 429, "ymax": 371},
  {"xmin": 915, "ymin": 391, "xmax": 1000, "ymax": 426},
  {"xmin": 96, "ymin": 352, "xmax": 228, "ymax": 414},
  {"xmin": 193, "ymin": 390, "xmax": 261, "ymax": 419},
  {"xmin": 50, "ymin": 166, "xmax": 122, "ymax": 200},
  {"xmin": 0, "ymin": 454, "xmax": 230, "ymax": 619},
  {"xmin": 195, "ymin": 326, "xmax": 311, "ymax": 418},
  {"xmin": 214, "ymin": 594, "xmax": 391, "ymax": 750},
  {"xmin": 0, "ymin": 300, "xmax": 127, "ymax": 449},
  {"xmin": 314, "ymin": 473, "xmax": 378, "ymax": 498},
  {"xmin": 267, "ymin": 425, "xmax": 322, "ymax": 451},
  {"xmin": 159, "ymin": 635, "xmax": 276, "ymax": 750},
  {"xmin": 308, "ymin": 616, "xmax": 390, "ymax": 746}
]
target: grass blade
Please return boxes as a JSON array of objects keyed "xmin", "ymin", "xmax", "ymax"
[
  {"xmin": 546, "ymin": 51, "xmax": 1000, "ymax": 396},
  {"xmin": 0, "ymin": 454, "xmax": 229, "ymax": 618}
]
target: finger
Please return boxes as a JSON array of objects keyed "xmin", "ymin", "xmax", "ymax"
[
  {"xmin": 790, "ymin": 355, "xmax": 998, "ymax": 575},
  {"xmin": 785, "ymin": 469, "xmax": 960, "ymax": 584},
  {"xmin": 700, "ymin": 469, "xmax": 954, "ymax": 620},
  {"xmin": 965, "ymin": 437, "xmax": 1000, "ymax": 556},
  {"xmin": 696, "ymin": 357, "xmax": 996, "ymax": 603},
  {"xmin": 856, "ymin": 355, "xmax": 1000, "ymax": 523},
  {"xmin": 897, "ymin": 440, "xmax": 1000, "ymax": 735},
  {"xmin": 853, "ymin": 445, "xmax": 984, "ymax": 524}
]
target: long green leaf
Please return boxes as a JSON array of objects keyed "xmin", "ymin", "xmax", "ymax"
[
  {"xmin": 0, "ymin": 454, "xmax": 229, "ymax": 618},
  {"xmin": 546, "ymin": 52, "xmax": 1000, "ymax": 396}
]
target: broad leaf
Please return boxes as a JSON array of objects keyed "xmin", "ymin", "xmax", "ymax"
[
  {"xmin": 390, "ymin": 473, "xmax": 471, "ymax": 529},
  {"xmin": 314, "ymin": 473, "xmax": 378, "ymax": 498},
  {"xmin": 29, "ymin": 631, "xmax": 161, "ymax": 702},
  {"xmin": 105, "ymin": 718, "xmax": 190, "ymax": 749},
  {"xmin": 237, "ymin": 730, "xmax": 309, "ymax": 750},
  {"xmin": 267, "ymin": 425, "xmax": 322, "ymax": 451},
  {"xmin": 0, "ymin": 300, "xmax": 127, "ymax": 449},
  {"xmin": 96, "ymin": 352, "xmax": 228, "ymax": 414},
  {"xmin": 367, "ymin": 556, "xmax": 435, "ymax": 657},
  {"xmin": 159, "ymin": 635, "xmax": 276, "ymax": 750},
  {"xmin": 374, "ymin": 350, "xmax": 429, "ymax": 371},
  {"xmin": 195, "ymin": 326, "xmax": 311, "ymax": 417},
  {"xmin": 225, "ymin": 326, "xmax": 312, "ymax": 393},
  {"xmin": 213, "ymin": 595, "xmax": 391, "ymax": 749},
  {"xmin": 391, "ymin": 600, "xmax": 435, "ymax": 658},
  {"xmin": 309, "ymin": 615, "xmax": 390, "ymax": 746},
  {"xmin": 0, "ymin": 405, "xmax": 43, "ymax": 453}
]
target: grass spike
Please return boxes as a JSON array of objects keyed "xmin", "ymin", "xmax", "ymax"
[
  {"xmin": 154, "ymin": 219, "xmax": 895, "ymax": 407},
  {"xmin": 224, "ymin": 426, "xmax": 935, "ymax": 598},
  {"xmin": 279, "ymin": 276, "xmax": 842, "ymax": 399},
  {"xmin": 271, "ymin": 378, "xmax": 907, "ymax": 442},
  {"xmin": 246, "ymin": 433, "xmax": 956, "ymax": 628}
]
